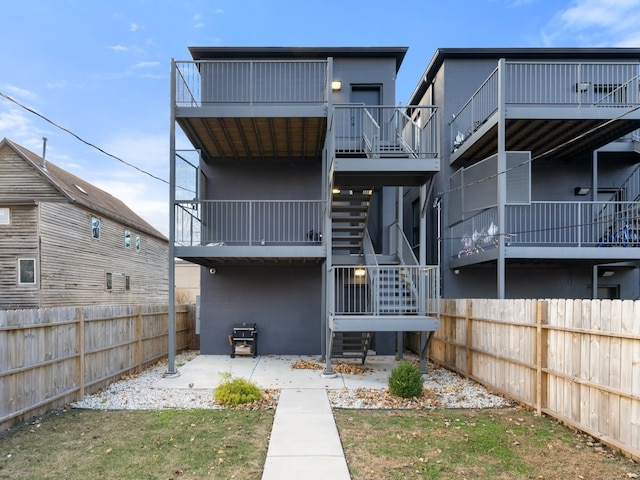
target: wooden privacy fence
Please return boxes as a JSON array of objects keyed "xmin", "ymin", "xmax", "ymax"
[
  {"xmin": 430, "ymin": 298, "xmax": 640, "ymax": 461},
  {"xmin": 0, "ymin": 304, "xmax": 195, "ymax": 431}
]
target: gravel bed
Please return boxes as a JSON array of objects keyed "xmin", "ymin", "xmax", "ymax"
[{"xmin": 71, "ymin": 351, "xmax": 513, "ymax": 411}]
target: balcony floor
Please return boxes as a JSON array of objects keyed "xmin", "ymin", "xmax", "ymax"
[
  {"xmin": 177, "ymin": 113, "xmax": 327, "ymax": 160},
  {"xmin": 175, "ymin": 244, "xmax": 326, "ymax": 267}
]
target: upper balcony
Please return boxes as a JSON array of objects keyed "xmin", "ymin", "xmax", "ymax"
[
  {"xmin": 329, "ymin": 105, "xmax": 440, "ymax": 187},
  {"xmin": 450, "ymin": 60, "xmax": 640, "ymax": 165},
  {"xmin": 173, "ymin": 59, "xmax": 330, "ymax": 161}
]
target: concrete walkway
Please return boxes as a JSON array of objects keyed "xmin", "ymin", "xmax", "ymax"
[
  {"xmin": 261, "ymin": 388, "xmax": 350, "ymax": 480},
  {"xmin": 155, "ymin": 355, "xmax": 401, "ymax": 480}
]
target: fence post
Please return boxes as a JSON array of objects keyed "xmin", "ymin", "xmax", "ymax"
[
  {"xmin": 135, "ymin": 305, "xmax": 143, "ymax": 373},
  {"xmin": 75, "ymin": 307, "xmax": 85, "ymax": 399},
  {"xmin": 465, "ymin": 299, "xmax": 473, "ymax": 376},
  {"xmin": 536, "ymin": 300, "xmax": 548, "ymax": 416}
]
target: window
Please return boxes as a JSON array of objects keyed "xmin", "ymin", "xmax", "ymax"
[
  {"xmin": 125, "ymin": 275, "xmax": 131, "ymax": 291},
  {"xmin": 411, "ymin": 199, "xmax": 420, "ymax": 247},
  {"xmin": 124, "ymin": 230, "xmax": 131, "ymax": 248},
  {"xmin": 106, "ymin": 272, "xmax": 113, "ymax": 290},
  {"xmin": 135, "ymin": 235, "xmax": 140, "ymax": 251},
  {"xmin": 18, "ymin": 258, "xmax": 36, "ymax": 285},
  {"xmin": 92, "ymin": 217, "xmax": 100, "ymax": 239},
  {"xmin": 594, "ymin": 84, "xmax": 626, "ymax": 104},
  {"xmin": 0, "ymin": 208, "xmax": 9, "ymax": 225}
]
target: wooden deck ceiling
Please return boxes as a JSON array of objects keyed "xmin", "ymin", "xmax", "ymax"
[
  {"xmin": 177, "ymin": 116, "xmax": 327, "ymax": 160},
  {"xmin": 451, "ymin": 117, "xmax": 640, "ymax": 166}
]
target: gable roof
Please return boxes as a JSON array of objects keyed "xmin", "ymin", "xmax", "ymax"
[{"xmin": 0, "ymin": 138, "xmax": 167, "ymax": 241}]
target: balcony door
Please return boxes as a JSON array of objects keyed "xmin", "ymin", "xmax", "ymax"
[{"xmin": 350, "ymin": 86, "xmax": 381, "ymax": 146}]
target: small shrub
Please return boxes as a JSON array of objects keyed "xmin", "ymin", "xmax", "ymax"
[
  {"xmin": 388, "ymin": 361, "xmax": 424, "ymax": 398},
  {"xmin": 214, "ymin": 372, "xmax": 262, "ymax": 405}
]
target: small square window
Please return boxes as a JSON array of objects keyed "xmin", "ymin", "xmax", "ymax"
[
  {"xmin": 125, "ymin": 275, "xmax": 131, "ymax": 291},
  {"xmin": 106, "ymin": 272, "xmax": 113, "ymax": 290},
  {"xmin": 124, "ymin": 230, "xmax": 131, "ymax": 248},
  {"xmin": 18, "ymin": 258, "xmax": 36, "ymax": 285},
  {"xmin": 135, "ymin": 235, "xmax": 140, "ymax": 251},
  {"xmin": 0, "ymin": 208, "xmax": 9, "ymax": 225},
  {"xmin": 92, "ymin": 217, "xmax": 100, "ymax": 239}
]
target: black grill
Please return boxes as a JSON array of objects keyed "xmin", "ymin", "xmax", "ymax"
[{"xmin": 229, "ymin": 322, "xmax": 258, "ymax": 358}]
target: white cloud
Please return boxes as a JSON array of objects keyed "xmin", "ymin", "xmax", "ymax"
[
  {"xmin": 133, "ymin": 61, "xmax": 160, "ymax": 69},
  {"xmin": 107, "ymin": 44, "xmax": 129, "ymax": 52},
  {"xmin": 1, "ymin": 83, "xmax": 39, "ymax": 102},
  {"xmin": 129, "ymin": 23, "xmax": 143, "ymax": 32},
  {"xmin": 543, "ymin": 0, "xmax": 640, "ymax": 46}
]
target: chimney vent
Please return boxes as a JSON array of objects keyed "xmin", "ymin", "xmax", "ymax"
[{"xmin": 41, "ymin": 137, "xmax": 48, "ymax": 169}]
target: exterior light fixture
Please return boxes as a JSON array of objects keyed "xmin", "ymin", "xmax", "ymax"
[
  {"xmin": 574, "ymin": 187, "xmax": 591, "ymax": 196},
  {"xmin": 332, "ymin": 188, "xmax": 341, "ymax": 194},
  {"xmin": 354, "ymin": 268, "xmax": 366, "ymax": 277},
  {"xmin": 331, "ymin": 80, "xmax": 342, "ymax": 91},
  {"xmin": 600, "ymin": 270, "xmax": 615, "ymax": 277}
]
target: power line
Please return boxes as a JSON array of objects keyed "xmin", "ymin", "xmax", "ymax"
[{"xmin": 0, "ymin": 92, "xmax": 169, "ymax": 185}]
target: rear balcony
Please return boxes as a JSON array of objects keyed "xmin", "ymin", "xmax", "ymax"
[
  {"xmin": 174, "ymin": 199, "xmax": 326, "ymax": 265},
  {"xmin": 450, "ymin": 201, "xmax": 640, "ymax": 268},
  {"xmin": 330, "ymin": 105, "xmax": 440, "ymax": 187},
  {"xmin": 173, "ymin": 59, "xmax": 329, "ymax": 161},
  {"xmin": 450, "ymin": 60, "xmax": 640, "ymax": 166}
]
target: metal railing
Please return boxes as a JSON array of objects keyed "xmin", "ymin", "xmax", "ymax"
[
  {"xmin": 331, "ymin": 265, "xmax": 439, "ymax": 317},
  {"xmin": 174, "ymin": 200, "xmax": 325, "ymax": 246},
  {"xmin": 451, "ymin": 61, "xmax": 640, "ymax": 150},
  {"xmin": 332, "ymin": 105, "xmax": 439, "ymax": 159},
  {"xmin": 451, "ymin": 201, "xmax": 640, "ymax": 258},
  {"xmin": 174, "ymin": 59, "xmax": 328, "ymax": 107}
]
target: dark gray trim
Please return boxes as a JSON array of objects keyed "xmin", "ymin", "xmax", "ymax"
[{"xmin": 188, "ymin": 46, "xmax": 408, "ymax": 73}]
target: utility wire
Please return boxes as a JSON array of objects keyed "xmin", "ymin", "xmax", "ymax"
[{"xmin": 0, "ymin": 92, "xmax": 169, "ymax": 185}]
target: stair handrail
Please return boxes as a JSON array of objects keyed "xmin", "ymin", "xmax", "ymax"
[
  {"xmin": 362, "ymin": 229, "xmax": 379, "ymax": 314},
  {"xmin": 362, "ymin": 108, "xmax": 380, "ymax": 158},
  {"xmin": 390, "ymin": 221, "xmax": 419, "ymax": 266}
]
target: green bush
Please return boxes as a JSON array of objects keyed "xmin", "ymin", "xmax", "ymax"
[
  {"xmin": 388, "ymin": 361, "xmax": 424, "ymax": 398},
  {"xmin": 214, "ymin": 372, "xmax": 262, "ymax": 405}
]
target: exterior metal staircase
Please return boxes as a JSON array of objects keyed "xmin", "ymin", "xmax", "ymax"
[
  {"xmin": 375, "ymin": 265, "xmax": 418, "ymax": 315},
  {"xmin": 330, "ymin": 332, "xmax": 373, "ymax": 364},
  {"xmin": 331, "ymin": 188, "xmax": 373, "ymax": 255}
]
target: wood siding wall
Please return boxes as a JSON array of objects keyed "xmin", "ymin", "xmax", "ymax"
[
  {"xmin": 1, "ymin": 144, "xmax": 169, "ymax": 308},
  {"xmin": 0, "ymin": 304, "xmax": 195, "ymax": 431},
  {"xmin": 430, "ymin": 298, "xmax": 640, "ymax": 461},
  {"xmin": 38, "ymin": 202, "xmax": 169, "ymax": 307},
  {"xmin": 0, "ymin": 205, "xmax": 40, "ymax": 308}
]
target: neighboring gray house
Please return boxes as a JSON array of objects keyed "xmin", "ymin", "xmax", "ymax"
[
  {"xmin": 404, "ymin": 48, "xmax": 640, "ymax": 300},
  {"xmin": 0, "ymin": 138, "xmax": 169, "ymax": 308},
  {"xmin": 169, "ymin": 47, "xmax": 441, "ymax": 369}
]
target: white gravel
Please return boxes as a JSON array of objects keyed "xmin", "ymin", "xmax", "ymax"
[{"xmin": 71, "ymin": 351, "xmax": 513, "ymax": 411}]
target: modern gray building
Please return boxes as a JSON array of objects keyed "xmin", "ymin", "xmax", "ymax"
[
  {"xmin": 404, "ymin": 48, "xmax": 640, "ymax": 300},
  {"xmin": 168, "ymin": 47, "xmax": 441, "ymax": 370}
]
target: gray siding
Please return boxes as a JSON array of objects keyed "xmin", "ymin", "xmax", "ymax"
[
  {"xmin": 199, "ymin": 265, "xmax": 321, "ymax": 355},
  {"xmin": 203, "ymin": 160, "xmax": 321, "ymax": 200},
  {"xmin": 38, "ymin": 202, "xmax": 169, "ymax": 306}
]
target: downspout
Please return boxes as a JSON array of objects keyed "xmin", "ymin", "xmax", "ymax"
[
  {"xmin": 496, "ymin": 59, "xmax": 507, "ymax": 299},
  {"xmin": 165, "ymin": 58, "xmax": 179, "ymax": 377}
]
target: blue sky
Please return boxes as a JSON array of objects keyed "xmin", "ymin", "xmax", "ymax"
[{"xmin": 1, "ymin": 0, "xmax": 640, "ymax": 236}]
